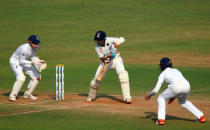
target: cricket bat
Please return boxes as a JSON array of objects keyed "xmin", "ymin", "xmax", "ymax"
[{"xmin": 96, "ymin": 63, "xmax": 109, "ymax": 82}]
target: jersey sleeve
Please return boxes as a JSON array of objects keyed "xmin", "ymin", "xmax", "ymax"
[
  {"xmin": 108, "ymin": 37, "xmax": 125, "ymax": 45},
  {"xmin": 150, "ymin": 72, "xmax": 165, "ymax": 95},
  {"xmin": 30, "ymin": 53, "xmax": 36, "ymax": 61},
  {"xmin": 19, "ymin": 47, "xmax": 33, "ymax": 65},
  {"xmin": 108, "ymin": 37, "xmax": 119, "ymax": 44}
]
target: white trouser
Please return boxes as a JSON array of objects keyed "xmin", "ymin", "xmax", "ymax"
[
  {"xmin": 9, "ymin": 61, "xmax": 40, "ymax": 97},
  {"xmin": 89, "ymin": 56, "xmax": 131, "ymax": 100},
  {"xmin": 10, "ymin": 61, "xmax": 40, "ymax": 81},
  {"xmin": 157, "ymin": 87, "xmax": 204, "ymax": 120}
]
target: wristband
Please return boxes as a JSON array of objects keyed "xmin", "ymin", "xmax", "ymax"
[{"xmin": 149, "ymin": 92, "xmax": 155, "ymax": 97}]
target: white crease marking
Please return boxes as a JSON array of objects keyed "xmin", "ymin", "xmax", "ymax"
[{"xmin": 0, "ymin": 104, "xmax": 92, "ymax": 117}]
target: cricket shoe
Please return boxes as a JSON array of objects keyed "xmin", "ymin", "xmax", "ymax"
[
  {"xmin": 9, "ymin": 96, "xmax": 16, "ymax": 101},
  {"xmin": 86, "ymin": 97, "xmax": 95, "ymax": 102},
  {"xmin": 200, "ymin": 116, "xmax": 205, "ymax": 123},
  {"xmin": 124, "ymin": 98, "xmax": 132, "ymax": 104},
  {"xmin": 156, "ymin": 119, "xmax": 165, "ymax": 125},
  {"xmin": 23, "ymin": 93, "xmax": 37, "ymax": 100}
]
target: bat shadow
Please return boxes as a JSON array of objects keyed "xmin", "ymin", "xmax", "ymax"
[
  {"xmin": 78, "ymin": 93, "xmax": 124, "ymax": 103},
  {"xmin": 142, "ymin": 112, "xmax": 196, "ymax": 123}
]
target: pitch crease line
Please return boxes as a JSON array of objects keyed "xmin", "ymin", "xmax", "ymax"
[{"xmin": 0, "ymin": 104, "xmax": 93, "ymax": 117}]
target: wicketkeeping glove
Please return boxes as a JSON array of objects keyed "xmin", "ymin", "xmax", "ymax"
[{"xmin": 32, "ymin": 56, "xmax": 47, "ymax": 72}]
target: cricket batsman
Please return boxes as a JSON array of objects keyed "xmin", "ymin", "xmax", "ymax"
[
  {"xmin": 144, "ymin": 57, "xmax": 205, "ymax": 125},
  {"xmin": 9, "ymin": 35, "xmax": 47, "ymax": 101},
  {"xmin": 87, "ymin": 31, "xmax": 132, "ymax": 104}
]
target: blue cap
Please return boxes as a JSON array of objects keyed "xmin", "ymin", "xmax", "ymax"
[
  {"xmin": 159, "ymin": 57, "xmax": 172, "ymax": 71},
  {"xmin": 28, "ymin": 35, "xmax": 40, "ymax": 44},
  {"xmin": 94, "ymin": 31, "xmax": 106, "ymax": 41}
]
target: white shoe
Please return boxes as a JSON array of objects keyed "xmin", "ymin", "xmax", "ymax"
[
  {"xmin": 9, "ymin": 96, "xmax": 16, "ymax": 101},
  {"xmin": 23, "ymin": 94, "xmax": 37, "ymax": 100},
  {"xmin": 124, "ymin": 98, "xmax": 132, "ymax": 104},
  {"xmin": 86, "ymin": 97, "xmax": 95, "ymax": 102}
]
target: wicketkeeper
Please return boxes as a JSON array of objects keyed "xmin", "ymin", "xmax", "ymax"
[
  {"xmin": 87, "ymin": 31, "xmax": 132, "ymax": 104},
  {"xmin": 144, "ymin": 57, "xmax": 205, "ymax": 125},
  {"xmin": 9, "ymin": 35, "xmax": 47, "ymax": 101}
]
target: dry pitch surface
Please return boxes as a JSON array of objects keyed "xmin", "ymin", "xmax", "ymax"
[{"xmin": 0, "ymin": 92, "xmax": 209, "ymax": 124}]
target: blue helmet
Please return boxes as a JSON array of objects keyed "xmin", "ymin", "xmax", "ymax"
[
  {"xmin": 159, "ymin": 57, "xmax": 172, "ymax": 71},
  {"xmin": 94, "ymin": 31, "xmax": 106, "ymax": 41},
  {"xmin": 28, "ymin": 35, "xmax": 40, "ymax": 44}
]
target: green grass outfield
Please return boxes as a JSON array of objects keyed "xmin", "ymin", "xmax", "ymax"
[
  {"xmin": 0, "ymin": 0, "xmax": 210, "ymax": 129},
  {"xmin": 0, "ymin": 109, "xmax": 209, "ymax": 130}
]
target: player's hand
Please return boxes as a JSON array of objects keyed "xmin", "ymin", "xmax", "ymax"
[
  {"xmin": 34, "ymin": 63, "xmax": 41, "ymax": 72},
  {"xmin": 144, "ymin": 92, "xmax": 151, "ymax": 100},
  {"xmin": 107, "ymin": 52, "xmax": 115, "ymax": 59}
]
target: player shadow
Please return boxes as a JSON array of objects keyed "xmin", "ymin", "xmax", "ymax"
[
  {"xmin": 78, "ymin": 93, "xmax": 124, "ymax": 103},
  {"xmin": 2, "ymin": 92, "xmax": 25, "ymax": 96},
  {"xmin": 48, "ymin": 94, "xmax": 56, "ymax": 100},
  {"xmin": 142, "ymin": 112, "xmax": 195, "ymax": 123},
  {"xmin": 1, "ymin": 92, "xmax": 24, "ymax": 100},
  {"xmin": 1, "ymin": 92, "xmax": 10, "ymax": 96},
  {"xmin": 2, "ymin": 92, "xmax": 38, "ymax": 99}
]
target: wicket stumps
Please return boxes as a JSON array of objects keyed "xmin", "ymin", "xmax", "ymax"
[{"xmin": 56, "ymin": 64, "xmax": 64, "ymax": 100}]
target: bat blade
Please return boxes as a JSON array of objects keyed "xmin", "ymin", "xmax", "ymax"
[{"xmin": 96, "ymin": 63, "xmax": 109, "ymax": 82}]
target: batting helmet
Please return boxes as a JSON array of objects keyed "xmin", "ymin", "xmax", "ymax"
[
  {"xmin": 28, "ymin": 35, "xmax": 40, "ymax": 44},
  {"xmin": 159, "ymin": 57, "xmax": 172, "ymax": 71},
  {"xmin": 94, "ymin": 31, "xmax": 106, "ymax": 42}
]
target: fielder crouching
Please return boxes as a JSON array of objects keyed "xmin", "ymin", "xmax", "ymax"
[
  {"xmin": 9, "ymin": 35, "xmax": 47, "ymax": 101},
  {"xmin": 87, "ymin": 31, "xmax": 132, "ymax": 104},
  {"xmin": 144, "ymin": 57, "xmax": 205, "ymax": 125}
]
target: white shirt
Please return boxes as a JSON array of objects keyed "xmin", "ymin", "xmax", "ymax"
[
  {"xmin": 10, "ymin": 43, "xmax": 37, "ymax": 66},
  {"xmin": 151, "ymin": 68, "xmax": 190, "ymax": 94},
  {"xmin": 95, "ymin": 37, "xmax": 122, "ymax": 58}
]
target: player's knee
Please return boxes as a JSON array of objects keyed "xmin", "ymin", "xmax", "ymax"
[
  {"xmin": 90, "ymin": 81, "xmax": 99, "ymax": 90},
  {"xmin": 90, "ymin": 79, "xmax": 100, "ymax": 88},
  {"xmin": 178, "ymin": 96, "xmax": 187, "ymax": 105},
  {"xmin": 90, "ymin": 85, "xmax": 99, "ymax": 90},
  {"xmin": 31, "ymin": 75, "xmax": 41, "ymax": 81},
  {"xmin": 17, "ymin": 74, "xmax": 26, "ymax": 82},
  {"xmin": 118, "ymin": 71, "xmax": 129, "ymax": 83}
]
